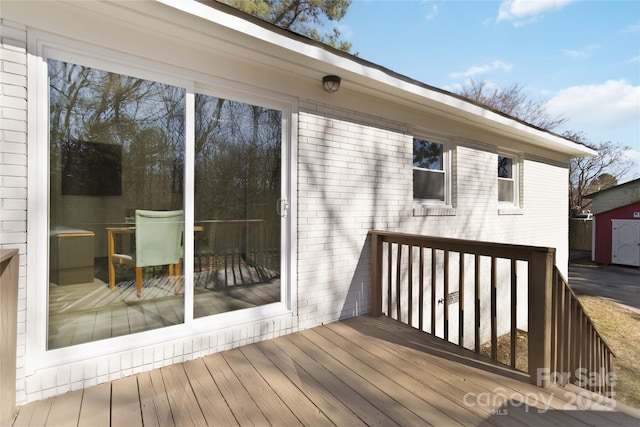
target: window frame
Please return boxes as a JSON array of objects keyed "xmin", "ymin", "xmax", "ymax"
[
  {"xmin": 497, "ymin": 151, "xmax": 521, "ymax": 210},
  {"xmin": 412, "ymin": 137, "xmax": 452, "ymax": 208}
]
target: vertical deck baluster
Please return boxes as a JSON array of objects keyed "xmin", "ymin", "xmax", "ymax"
[
  {"xmin": 556, "ymin": 281, "xmax": 564, "ymax": 381},
  {"xmin": 588, "ymin": 319, "xmax": 594, "ymax": 391},
  {"xmin": 431, "ymin": 248, "xmax": 437, "ymax": 335},
  {"xmin": 444, "ymin": 250, "xmax": 449, "ymax": 342},
  {"xmin": 419, "ymin": 247, "xmax": 424, "ymax": 332},
  {"xmin": 510, "ymin": 259, "xmax": 517, "ymax": 369},
  {"xmin": 591, "ymin": 320, "xmax": 596, "ymax": 391},
  {"xmin": 396, "ymin": 244, "xmax": 402, "ymax": 322},
  {"xmin": 459, "ymin": 253, "xmax": 465, "ymax": 349},
  {"xmin": 571, "ymin": 298, "xmax": 581, "ymax": 384},
  {"xmin": 597, "ymin": 338, "xmax": 602, "ymax": 395},
  {"xmin": 596, "ymin": 330, "xmax": 602, "ymax": 394},
  {"xmin": 474, "ymin": 254, "xmax": 481, "ymax": 354},
  {"xmin": 387, "ymin": 242, "xmax": 393, "ymax": 316},
  {"xmin": 550, "ymin": 269, "xmax": 558, "ymax": 377},
  {"xmin": 408, "ymin": 245, "xmax": 413, "ymax": 327},
  {"xmin": 581, "ymin": 317, "xmax": 588, "ymax": 390},
  {"xmin": 563, "ymin": 286, "xmax": 571, "ymax": 384},
  {"xmin": 590, "ymin": 324, "xmax": 595, "ymax": 392},
  {"xmin": 491, "ymin": 256, "xmax": 497, "ymax": 361},
  {"xmin": 607, "ymin": 350, "xmax": 613, "ymax": 397}
]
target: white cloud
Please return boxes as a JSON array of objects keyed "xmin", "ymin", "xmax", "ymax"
[
  {"xmin": 497, "ymin": 0, "xmax": 574, "ymax": 25},
  {"xmin": 630, "ymin": 56, "xmax": 640, "ymax": 63},
  {"xmin": 449, "ymin": 61, "xmax": 512, "ymax": 79},
  {"xmin": 546, "ymin": 80, "xmax": 640, "ymax": 128},
  {"xmin": 562, "ymin": 44, "xmax": 600, "ymax": 59},
  {"xmin": 335, "ymin": 24, "xmax": 353, "ymax": 40},
  {"xmin": 622, "ymin": 24, "xmax": 640, "ymax": 33},
  {"xmin": 619, "ymin": 149, "xmax": 640, "ymax": 182},
  {"xmin": 420, "ymin": 0, "xmax": 441, "ymax": 21}
]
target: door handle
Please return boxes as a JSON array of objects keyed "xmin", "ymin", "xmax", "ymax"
[{"xmin": 277, "ymin": 199, "xmax": 289, "ymax": 217}]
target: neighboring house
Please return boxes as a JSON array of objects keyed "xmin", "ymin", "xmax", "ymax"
[
  {"xmin": 586, "ymin": 178, "xmax": 640, "ymax": 266},
  {"xmin": 0, "ymin": 0, "xmax": 595, "ymax": 406}
]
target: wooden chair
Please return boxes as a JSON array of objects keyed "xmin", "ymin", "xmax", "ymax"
[{"xmin": 108, "ymin": 209, "xmax": 184, "ymax": 297}]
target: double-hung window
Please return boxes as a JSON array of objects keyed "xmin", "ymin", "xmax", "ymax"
[
  {"xmin": 413, "ymin": 138, "xmax": 449, "ymax": 205},
  {"xmin": 497, "ymin": 154, "xmax": 519, "ymax": 206}
]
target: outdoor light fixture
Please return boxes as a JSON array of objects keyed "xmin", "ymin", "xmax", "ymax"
[{"xmin": 322, "ymin": 75, "xmax": 341, "ymax": 93}]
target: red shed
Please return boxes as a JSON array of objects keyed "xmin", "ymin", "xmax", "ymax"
[
  {"xmin": 592, "ymin": 202, "xmax": 640, "ymax": 265},
  {"xmin": 586, "ymin": 179, "xmax": 640, "ymax": 266}
]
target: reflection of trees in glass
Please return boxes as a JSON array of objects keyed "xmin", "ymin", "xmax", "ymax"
[
  {"xmin": 195, "ymin": 94, "xmax": 281, "ymax": 223},
  {"xmin": 413, "ymin": 139, "xmax": 442, "ymax": 170},
  {"xmin": 48, "ymin": 59, "xmax": 185, "ymax": 217},
  {"xmin": 498, "ymin": 156, "xmax": 512, "ymax": 179}
]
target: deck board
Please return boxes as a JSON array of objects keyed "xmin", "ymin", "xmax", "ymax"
[
  {"xmin": 222, "ymin": 347, "xmax": 302, "ymax": 426},
  {"xmin": 201, "ymin": 353, "xmax": 267, "ymax": 426},
  {"xmin": 138, "ymin": 369, "xmax": 175, "ymax": 427},
  {"xmin": 160, "ymin": 364, "xmax": 207, "ymax": 426},
  {"xmin": 273, "ymin": 332, "xmax": 402, "ymax": 427},
  {"xmin": 254, "ymin": 339, "xmax": 368, "ymax": 426},
  {"xmin": 9, "ymin": 397, "xmax": 51, "ymax": 427},
  {"xmin": 44, "ymin": 388, "xmax": 83, "ymax": 427},
  {"xmin": 78, "ymin": 382, "xmax": 111, "ymax": 427},
  {"xmin": 237, "ymin": 343, "xmax": 334, "ymax": 427},
  {"xmin": 111, "ymin": 375, "xmax": 142, "ymax": 427},
  {"xmin": 8, "ymin": 316, "xmax": 640, "ymax": 427},
  {"xmin": 182, "ymin": 358, "xmax": 237, "ymax": 426}
]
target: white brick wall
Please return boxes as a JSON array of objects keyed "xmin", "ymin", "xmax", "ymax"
[
  {"xmin": 297, "ymin": 102, "xmax": 411, "ymax": 328},
  {"xmin": 297, "ymin": 100, "xmax": 570, "ymax": 332},
  {"xmin": 1, "ymin": 19, "xmax": 28, "ymax": 405}
]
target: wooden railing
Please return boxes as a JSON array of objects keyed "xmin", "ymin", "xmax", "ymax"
[
  {"xmin": 551, "ymin": 267, "xmax": 615, "ymax": 397},
  {"xmin": 369, "ymin": 231, "xmax": 614, "ymax": 396}
]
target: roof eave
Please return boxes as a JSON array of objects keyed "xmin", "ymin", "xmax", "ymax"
[{"xmin": 162, "ymin": 0, "xmax": 597, "ymax": 158}]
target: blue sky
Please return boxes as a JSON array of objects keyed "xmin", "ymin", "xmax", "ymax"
[{"xmin": 339, "ymin": 0, "xmax": 640, "ymax": 182}]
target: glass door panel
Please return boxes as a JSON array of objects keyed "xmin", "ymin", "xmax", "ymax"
[
  {"xmin": 47, "ymin": 59, "xmax": 185, "ymax": 349},
  {"xmin": 193, "ymin": 94, "xmax": 282, "ymax": 318}
]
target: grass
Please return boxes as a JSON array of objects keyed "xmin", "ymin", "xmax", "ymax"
[{"xmin": 576, "ymin": 294, "xmax": 640, "ymax": 409}]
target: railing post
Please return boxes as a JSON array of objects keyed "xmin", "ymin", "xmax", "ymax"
[
  {"xmin": 528, "ymin": 248, "xmax": 555, "ymax": 388},
  {"xmin": 1, "ymin": 249, "xmax": 19, "ymax": 423},
  {"xmin": 370, "ymin": 232, "xmax": 383, "ymax": 316}
]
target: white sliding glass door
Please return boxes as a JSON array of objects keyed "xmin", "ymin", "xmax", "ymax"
[
  {"xmin": 192, "ymin": 93, "xmax": 283, "ymax": 318},
  {"xmin": 45, "ymin": 55, "xmax": 289, "ymax": 350}
]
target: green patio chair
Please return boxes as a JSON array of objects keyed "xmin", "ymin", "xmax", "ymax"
[{"xmin": 109, "ymin": 209, "xmax": 184, "ymax": 297}]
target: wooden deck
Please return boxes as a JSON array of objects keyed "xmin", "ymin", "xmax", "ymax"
[{"xmin": 6, "ymin": 316, "xmax": 640, "ymax": 427}]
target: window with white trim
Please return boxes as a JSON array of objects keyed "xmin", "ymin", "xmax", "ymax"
[
  {"xmin": 497, "ymin": 154, "xmax": 519, "ymax": 206},
  {"xmin": 413, "ymin": 138, "xmax": 449, "ymax": 205}
]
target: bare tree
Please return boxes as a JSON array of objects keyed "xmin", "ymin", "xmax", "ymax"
[
  {"xmin": 565, "ymin": 132, "xmax": 635, "ymax": 215},
  {"xmin": 457, "ymin": 78, "xmax": 567, "ymax": 130}
]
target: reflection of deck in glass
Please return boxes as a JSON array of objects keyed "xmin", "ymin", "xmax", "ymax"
[{"xmin": 47, "ymin": 258, "xmax": 280, "ymax": 350}]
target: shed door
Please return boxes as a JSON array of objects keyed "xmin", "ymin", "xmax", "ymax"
[{"xmin": 612, "ymin": 220, "xmax": 640, "ymax": 266}]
